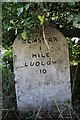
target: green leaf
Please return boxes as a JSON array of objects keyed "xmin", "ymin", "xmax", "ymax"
[
  {"xmin": 73, "ymin": 17, "xmax": 78, "ymax": 27},
  {"xmin": 21, "ymin": 31, "xmax": 27, "ymax": 40},
  {"xmin": 73, "ymin": 21, "xmax": 77, "ymax": 26},
  {"xmin": 78, "ymin": 14, "xmax": 80, "ymax": 22},
  {"xmin": 10, "ymin": 20, "xmax": 16, "ymax": 27},
  {"xmin": 18, "ymin": 7, "xmax": 23, "ymax": 16},
  {"xmin": 38, "ymin": 15, "xmax": 45, "ymax": 25},
  {"xmin": 67, "ymin": 15, "xmax": 73, "ymax": 22},
  {"xmin": 25, "ymin": 4, "xmax": 30, "ymax": 10},
  {"xmin": 68, "ymin": 3, "xmax": 76, "ymax": 7}
]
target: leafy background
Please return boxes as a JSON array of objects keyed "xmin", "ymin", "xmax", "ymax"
[{"xmin": 1, "ymin": 2, "xmax": 80, "ymax": 120}]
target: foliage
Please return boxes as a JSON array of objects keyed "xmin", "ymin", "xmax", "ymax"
[
  {"xmin": 68, "ymin": 37, "xmax": 80, "ymax": 65},
  {"xmin": 2, "ymin": 2, "xmax": 80, "ymax": 47},
  {"xmin": 2, "ymin": 48, "xmax": 15, "ymax": 110}
]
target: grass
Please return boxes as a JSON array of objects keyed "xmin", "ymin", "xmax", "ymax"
[{"xmin": 2, "ymin": 104, "xmax": 80, "ymax": 120}]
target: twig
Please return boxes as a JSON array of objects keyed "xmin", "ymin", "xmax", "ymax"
[
  {"xmin": 72, "ymin": 63, "xmax": 78, "ymax": 96},
  {"xmin": 69, "ymin": 106, "xmax": 73, "ymax": 120},
  {"xmin": 53, "ymin": 96, "xmax": 64, "ymax": 120},
  {"xmin": 3, "ymin": 111, "xmax": 9, "ymax": 120},
  {"xmin": 42, "ymin": 25, "xmax": 50, "ymax": 51},
  {"xmin": 35, "ymin": 106, "xmax": 42, "ymax": 120},
  {"xmin": 71, "ymin": 107, "xmax": 80, "ymax": 120}
]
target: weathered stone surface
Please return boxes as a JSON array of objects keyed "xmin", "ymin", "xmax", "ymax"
[{"xmin": 13, "ymin": 27, "xmax": 71, "ymax": 112}]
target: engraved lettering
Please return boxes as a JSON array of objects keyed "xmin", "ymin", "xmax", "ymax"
[
  {"xmin": 35, "ymin": 62, "xmax": 40, "ymax": 66},
  {"xmin": 40, "ymin": 46, "xmax": 41, "ymax": 50},
  {"xmin": 28, "ymin": 39, "xmax": 31, "ymax": 43},
  {"xmin": 48, "ymin": 37, "xmax": 53, "ymax": 43},
  {"xmin": 40, "ymin": 69, "xmax": 41, "ymax": 73},
  {"xmin": 38, "ymin": 54, "xmax": 40, "ymax": 57},
  {"xmin": 40, "ymin": 69, "xmax": 47, "ymax": 74},
  {"xmin": 47, "ymin": 61, "xmax": 51, "ymax": 65},
  {"xmin": 27, "ymin": 37, "xmax": 57, "ymax": 44},
  {"xmin": 22, "ymin": 40, "xmax": 26, "ymax": 44},
  {"xmin": 53, "ymin": 37, "xmax": 57, "ymax": 41},
  {"xmin": 46, "ymin": 53, "xmax": 50, "ymax": 57},
  {"xmin": 33, "ymin": 38, "xmax": 37, "ymax": 43},
  {"xmin": 30, "ymin": 62, "xmax": 34, "ymax": 66},
  {"xmin": 43, "ymin": 69, "xmax": 47, "ymax": 74},
  {"xmin": 25, "ymin": 63, "xmax": 28, "ymax": 67},
  {"xmin": 41, "ymin": 61, "xmax": 45, "ymax": 66},
  {"xmin": 41, "ymin": 54, "xmax": 45, "ymax": 57},
  {"xmin": 42, "ymin": 38, "xmax": 44, "ymax": 43},
  {"xmin": 32, "ymin": 54, "xmax": 37, "ymax": 58},
  {"xmin": 38, "ymin": 38, "xmax": 42, "ymax": 43}
]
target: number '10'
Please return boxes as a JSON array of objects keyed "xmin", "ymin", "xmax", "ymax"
[{"xmin": 40, "ymin": 69, "xmax": 47, "ymax": 74}]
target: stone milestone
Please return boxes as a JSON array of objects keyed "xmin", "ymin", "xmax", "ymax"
[{"xmin": 13, "ymin": 27, "xmax": 71, "ymax": 113}]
